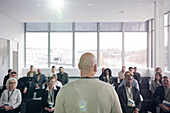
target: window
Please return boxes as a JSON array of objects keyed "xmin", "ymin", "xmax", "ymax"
[
  {"xmin": 50, "ymin": 32, "xmax": 72, "ymax": 67},
  {"xmin": 125, "ymin": 32, "xmax": 147, "ymax": 67},
  {"xmin": 26, "ymin": 32, "xmax": 48, "ymax": 67},
  {"xmin": 100, "ymin": 32, "xmax": 122, "ymax": 67},
  {"xmin": 75, "ymin": 32, "xmax": 97, "ymax": 67}
]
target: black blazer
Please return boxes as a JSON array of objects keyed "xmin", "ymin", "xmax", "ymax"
[
  {"xmin": 42, "ymin": 87, "xmax": 60, "ymax": 108},
  {"xmin": 2, "ymin": 74, "xmax": 9, "ymax": 91},
  {"xmin": 152, "ymin": 86, "xmax": 165, "ymax": 106},
  {"xmin": 57, "ymin": 72, "xmax": 68, "ymax": 85},
  {"xmin": 117, "ymin": 85, "xmax": 141, "ymax": 113}
]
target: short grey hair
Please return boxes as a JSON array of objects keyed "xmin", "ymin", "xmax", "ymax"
[{"xmin": 6, "ymin": 78, "xmax": 18, "ymax": 89}]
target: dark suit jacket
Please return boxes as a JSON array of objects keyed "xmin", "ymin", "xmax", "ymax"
[
  {"xmin": 57, "ymin": 72, "xmax": 68, "ymax": 85},
  {"xmin": 2, "ymin": 74, "xmax": 9, "ymax": 91},
  {"xmin": 117, "ymin": 85, "xmax": 141, "ymax": 113},
  {"xmin": 42, "ymin": 87, "xmax": 60, "ymax": 108},
  {"xmin": 99, "ymin": 74, "xmax": 114, "ymax": 84},
  {"xmin": 152, "ymin": 86, "xmax": 165, "ymax": 106},
  {"xmin": 133, "ymin": 72, "xmax": 141, "ymax": 84},
  {"xmin": 32, "ymin": 74, "xmax": 47, "ymax": 88}
]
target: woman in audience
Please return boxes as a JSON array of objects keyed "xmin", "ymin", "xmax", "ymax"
[
  {"xmin": 151, "ymin": 72, "xmax": 162, "ymax": 94},
  {"xmin": 0, "ymin": 78, "xmax": 22, "ymax": 113},
  {"xmin": 152, "ymin": 67, "xmax": 162, "ymax": 81},
  {"xmin": 42, "ymin": 77, "xmax": 60, "ymax": 113},
  {"xmin": 100, "ymin": 68, "xmax": 113, "ymax": 85}
]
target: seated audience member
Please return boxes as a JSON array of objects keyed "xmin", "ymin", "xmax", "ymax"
[
  {"xmin": 42, "ymin": 77, "xmax": 60, "ymax": 113},
  {"xmin": 49, "ymin": 66, "xmax": 57, "ymax": 77},
  {"xmin": 133, "ymin": 67, "xmax": 141, "ymax": 85},
  {"xmin": 152, "ymin": 76, "xmax": 170, "ymax": 113},
  {"xmin": 99, "ymin": 67, "xmax": 105, "ymax": 81},
  {"xmin": 118, "ymin": 71, "xmax": 139, "ymax": 91},
  {"xmin": 0, "ymin": 78, "xmax": 22, "ymax": 113},
  {"xmin": 100, "ymin": 68, "xmax": 114, "ymax": 85},
  {"xmin": 118, "ymin": 66, "xmax": 126, "ymax": 83},
  {"xmin": 152, "ymin": 67, "xmax": 162, "ymax": 81},
  {"xmin": 117, "ymin": 74, "xmax": 141, "ymax": 113},
  {"xmin": 32, "ymin": 69, "xmax": 47, "ymax": 89},
  {"xmin": 52, "ymin": 74, "xmax": 63, "ymax": 88},
  {"xmin": 10, "ymin": 71, "xmax": 27, "ymax": 94},
  {"xmin": 57, "ymin": 67, "xmax": 68, "ymax": 85},
  {"xmin": 27, "ymin": 65, "xmax": 36, "ymax": 77},
  {"xmin": 151, "ymin": 72, "xmax": 162, "ymax": 94},
  {"xmin": 129, "ymin": 67, "xmax": 134, "ymax": 75},
  {"xmin": 2, "ymin": 69, "xmax": 13, "ymax": 91}
]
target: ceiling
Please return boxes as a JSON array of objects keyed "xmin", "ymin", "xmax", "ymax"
[{"xmin": 0, "ymin": 0, "xmax": 169, "ymax": 22}]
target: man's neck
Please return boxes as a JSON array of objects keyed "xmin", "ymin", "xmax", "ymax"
[{"xmin": 81, "ymin": 74, "xmax": 94, "ymax": 78}]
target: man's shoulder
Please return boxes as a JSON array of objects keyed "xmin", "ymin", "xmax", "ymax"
[{"xmin": 62, "ymin": 79, "xmax": 112, "ymax": 88}]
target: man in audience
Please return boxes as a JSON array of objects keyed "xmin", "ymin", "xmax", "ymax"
[
  {"xmin": 118, "ymin": 73, "xmax": 141, "ymax": 113},
  {"xmin": 152, "ymin": 76, "xmax": 170, "ymax": 113},
  {"xmin": 133, "ymin": 67, "xmax": 141, "ymax": 85},
  {"xmin": 2, "ymin": 69, "xmax": 13, "ymax": 91},
  {"xmin": 27, "ymin": 65, "xmax": 36, "ymax": 77},
  {"xmin": 129, "ymin": 67, "xmax": 134, "ymax": 75},
  {"xmin": 10, "ymin": 71, "xmax": 27, "ymax": 94},
  {"xmin": 54, "ymin": 53, "xmax": 122, "ymax": 113},
  {"xmin": 57, "ymin": 67, "xmax": 69, "ymax": 85},
  {"xmin": 32, "ymin": 69, "xmax": 47, "ymax": 89},
  {"xmin": 118, "ymin": 66, "xmax": 126, "ymax": 83},
  {"xmin": 49, "ymin": 66, "xmax": 57, "ymax": 77},
  {"xmin": 118, "ymin": 71, "xmax": 139, "ymax": 91}
]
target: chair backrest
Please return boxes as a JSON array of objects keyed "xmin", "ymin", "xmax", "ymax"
[
  {"xmin": 140, "ymin": 82, "xmax": 149, "ymax": 89},
  {"xmin": 35, "ymin": 89, "xmax": 45, "ymax": 98},
  {"xmin": 23, "ymin": 88, "xmax": 34, "ymax": 100},
  {"xmin": 140, "ymin": 89, "xmax": 152, "ymax": 100},
  {"xmin": 26, "ymin": 100, "xmax": 42, "ymax": 113}
]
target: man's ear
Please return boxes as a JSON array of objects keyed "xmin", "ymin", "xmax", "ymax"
[
  {"xmin": 94, "ymin": 64, "xmax": 97, "ymax": 72},
  {"xmin": 78, "ymin": 63, "xmax": 81, "ymax": 69}
]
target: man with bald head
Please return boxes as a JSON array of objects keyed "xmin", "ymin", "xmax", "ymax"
[
  {"xmin": 32, "ymin": 69, "xmax": 47, "ymax": 89},
  {"xmin": 54, "ymin": 53, "xmax": 122, "ymax": 113}
]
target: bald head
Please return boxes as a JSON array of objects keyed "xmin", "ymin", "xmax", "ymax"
[{"xmin": 78, "ymin": 53, "xmax": 97, "ymax": 77}]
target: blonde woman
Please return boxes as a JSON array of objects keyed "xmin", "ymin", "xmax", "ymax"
[
  {"xmin": 42, "ymin": 77, "xmax": 60, "ymax": 113},
  {"xmin": 0, "ymin": 78, "xmax": 22, "ymax": 113}
]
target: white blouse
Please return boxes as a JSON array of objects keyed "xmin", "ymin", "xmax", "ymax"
[{"xmin": 0, "ymin": 89, "xmax": 22, "ymax": 109}]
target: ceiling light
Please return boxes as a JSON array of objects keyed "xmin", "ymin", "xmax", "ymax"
[
  {"xmin": 87, "ymin": 3, "xmax": 92, "ymax": 7},
  {"xmin": 50, "ymin": 0, "xmax": 64, "ymax": 10},
  {"xmin": 37, "ymin": 4, "xmax": 41, "ymax": 7}
]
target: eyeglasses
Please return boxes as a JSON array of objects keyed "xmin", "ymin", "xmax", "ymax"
[{"xmin": 9, "ymin": 82, "xmax": 16, "ymax": 84}]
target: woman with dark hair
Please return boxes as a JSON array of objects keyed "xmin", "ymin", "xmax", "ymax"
[
  {"xmin": 151, "ymin": 67, "xmax": 162, "ymax": 81},
  {"xmin": 151, "ymin": 72, "xmax": 162, "ymax": 94},
  {"xmin": 42, "ymin": 77, "xmax": 60, "ymax": 113},
  {"xmin": 100, "ymin": 68, "xmax": 113, "ymax": 85}
]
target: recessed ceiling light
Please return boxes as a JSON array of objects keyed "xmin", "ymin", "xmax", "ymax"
[
  {"xmin": 37, "ymin": 4, "xmax": 41, "ymax": 7},
  {"xmin": 23, "ymin": 12, "xmax": 26, "ymax": 14},
  {"xmin": 87, "ymin": 3, "xmax": 92, "ymax": 7},
  {"xmin": 107, "ymin": 11, "xmax": 111, "ymax": 13}
]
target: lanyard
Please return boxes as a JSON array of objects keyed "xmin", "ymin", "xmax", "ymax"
[
  {"xmin": 49, "ymin": 91, "xmax": 54, "ymax": 103},
  {"xmin": 8, "ymin": 89, "xmax": 15, "ymax": 102}
]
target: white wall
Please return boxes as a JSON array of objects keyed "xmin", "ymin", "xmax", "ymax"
[{"xmin": 0, "ymin": 13, "xmax": 24, "ymax": 85}]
